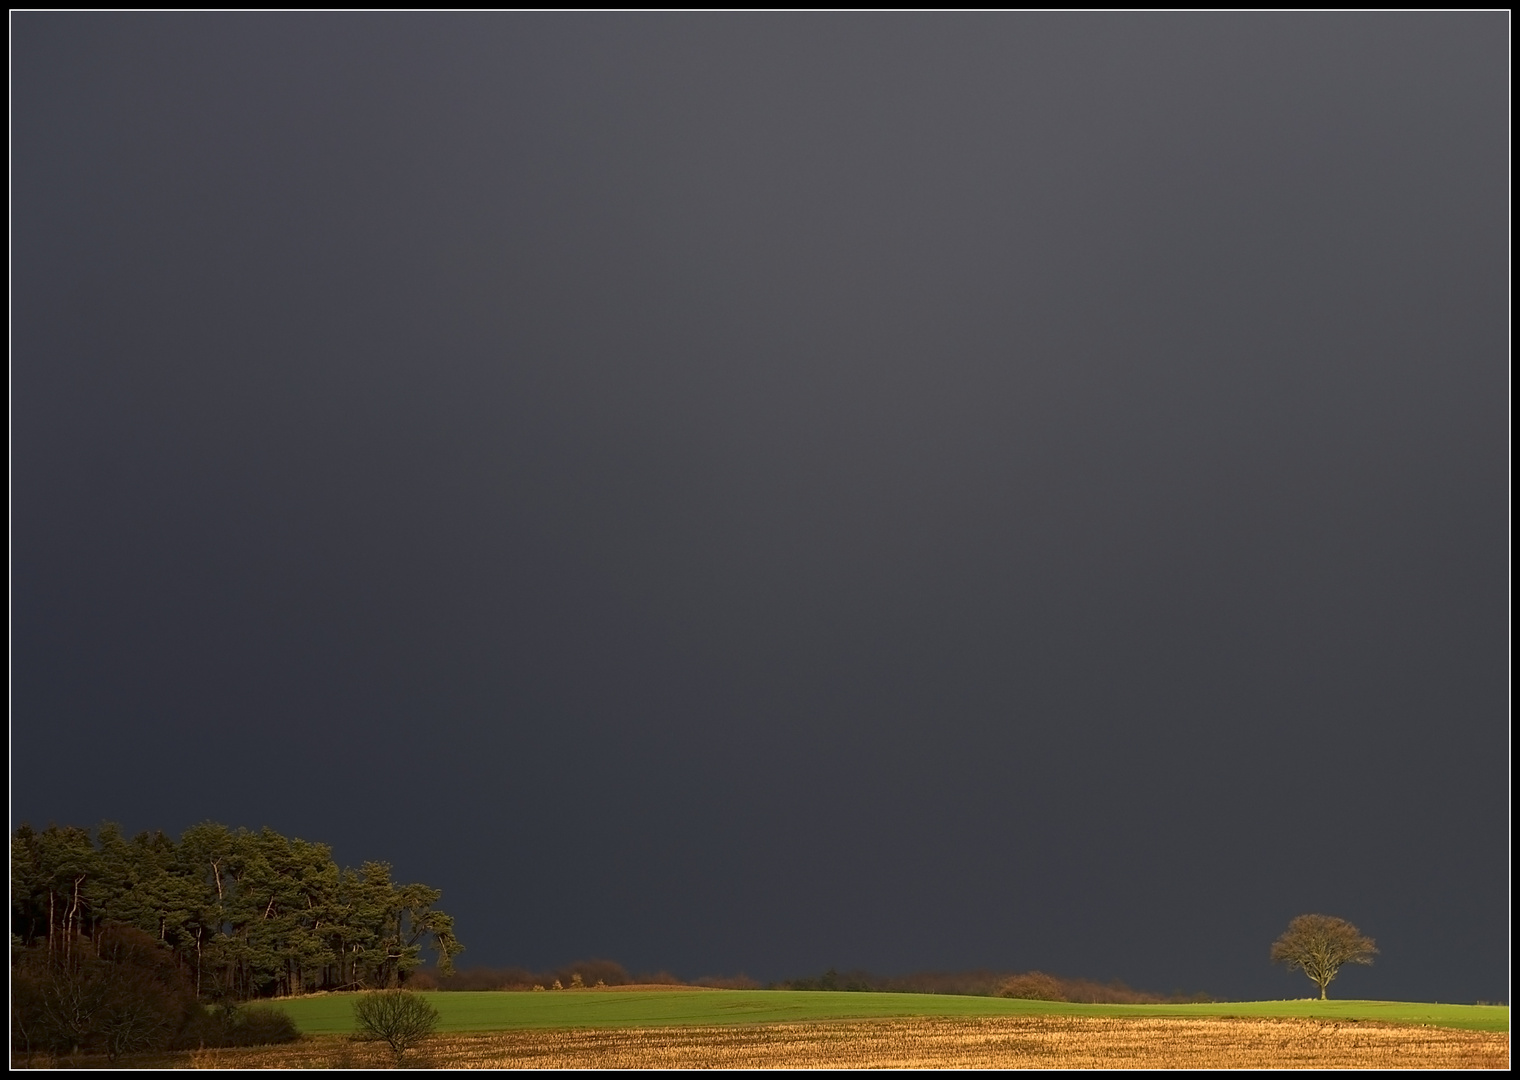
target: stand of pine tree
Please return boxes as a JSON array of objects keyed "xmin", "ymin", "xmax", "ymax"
[{"xmin": 11, "ymin": 821, "xmax": 462, "ymax": 1005}]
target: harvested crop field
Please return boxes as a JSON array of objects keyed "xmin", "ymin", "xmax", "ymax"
[{"xmin": 28, "ymin": 1015, "xmax": 1508, "ymax": 1069}]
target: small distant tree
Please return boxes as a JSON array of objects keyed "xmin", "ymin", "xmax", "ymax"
[
  {"xmin": 353, "ymin": 989, "xmax": 439, "ymax": 1062},
  {"xmin": 1270, "ymin": 914, "xmax": 1378, "ymax": 999}
]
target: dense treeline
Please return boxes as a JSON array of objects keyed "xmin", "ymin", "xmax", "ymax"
[
  {"xmin": 12, "ymin": 922, "xmax": 300, "ymax": 1060},
  {"xmin": 777, "ymin": 968, "xmax": 1213, "ymax": 1003},
  {"xmin": 412, "ymin": 959, "xmax": 663, "ymax": 991},
  {"xmin": 417, "ymin": 962, "xmax": 1207, "ymax": 1002},
  {"xmin": 11, "ymin": 821, "xmax": 462, "ymax": 1002},
  {"xmin": 410, "ymin": 960, "xmax": 748, "ymax": 991}
]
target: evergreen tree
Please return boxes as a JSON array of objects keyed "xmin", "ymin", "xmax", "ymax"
[{"xmin": 9, "ymin": 821, "xmax": 462, "ymax": 1003}]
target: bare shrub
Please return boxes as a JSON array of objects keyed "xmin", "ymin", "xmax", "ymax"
[
  {"xmin": 553, "ymin": 960, "xmax": 633, "ymax": 988},
  {"xmin": 405, "ymin": 969, "xmax": 439, "ymax": 991},
  {"xmin": 999, "ymin": 972, "xmax": 1070, "ymax": 1001},
  {"xmin": 229, "ymin": 1004, "xmax": 300, "ymax": 1046},
  {"xmin": 353, "ymin": 990, "xmax": 440, "ymax": 1062}
]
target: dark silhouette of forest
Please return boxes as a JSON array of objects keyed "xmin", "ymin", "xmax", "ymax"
[
  {"xmin": 11, "ymin": 921, "xmax": 302, "ymax": 1060},
  {"xmin": 11, "ymin": 821, "xmax": 461, "ymax": 1057},
  {"xmin": 11, "ymin": 822, "xmax": 461, "ymax": 1000}
]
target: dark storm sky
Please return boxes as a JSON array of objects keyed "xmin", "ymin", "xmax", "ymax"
[{"xmin": 12, "ymin": 14, "xmax": 1508, "ymax": 1002}]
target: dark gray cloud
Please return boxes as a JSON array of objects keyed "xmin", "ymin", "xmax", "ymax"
[{"xmin": 13, "ymin": 14, "xmax": 1507, "ymax": 1000}]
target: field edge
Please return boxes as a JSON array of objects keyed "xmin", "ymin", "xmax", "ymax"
[{"xmin": 271, "ymin": 990, "xmax": 1510, "ymax": 1035}]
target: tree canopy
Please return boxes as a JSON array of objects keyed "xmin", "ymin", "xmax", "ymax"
[
  {"xmin": 11, "ymin": 821, "xmax": 462, "ymax": 1001},
  {"xmin": 1269, "ymin": 913, "xmax": 1377, "ymax": 1000}
]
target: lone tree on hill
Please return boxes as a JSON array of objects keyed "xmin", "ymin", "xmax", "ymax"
[{"xmin": 1270, "ymin": 914, "xmax": 1378, "ymax": 999}]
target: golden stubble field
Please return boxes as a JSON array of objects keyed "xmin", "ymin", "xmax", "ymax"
[{"xmin": 26, "ymin": 1015, "xmax": 1508, "ymax": 1069}]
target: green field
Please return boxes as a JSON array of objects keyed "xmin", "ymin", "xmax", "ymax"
[{"xmin": 272, "ymin": 990, "xmax": 1509, "ymax": 1035}]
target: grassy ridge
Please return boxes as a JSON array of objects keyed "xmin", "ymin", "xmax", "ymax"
[{"xmin": 274, "ymin": 990, "xmax": 1509, "ymax": 1034}]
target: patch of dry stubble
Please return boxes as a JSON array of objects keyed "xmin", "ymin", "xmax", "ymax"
[
  {"xmin": 429, "ymin": 1016, "xmax": 1507, "ymax": 1069},
  {"xmin": 14, "ymin": 1015, "xmax": 1509, "ymax": 1069}
]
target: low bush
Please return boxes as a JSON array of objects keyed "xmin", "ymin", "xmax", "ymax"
[
  {"xmin": 354, "ymin": 989, "xmax": 440, "ymax": 1062},
  {"xmin": 11, "ymin": 926, "xmax": 200, "ymax": 1060},
  {"xmin": 229, "ymin": 1004, "xmax": 301, "ymax": 1046},
  {"xmin": 177, "ymin": 1001, "xmax": 300, "ymax": 1049}
]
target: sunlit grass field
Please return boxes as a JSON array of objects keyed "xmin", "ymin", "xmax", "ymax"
[{"xmin": 274, "ymin": 989, "xmax": 1508, "ymax": 1035}]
